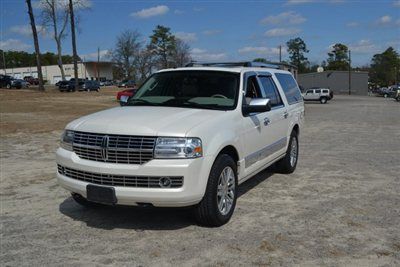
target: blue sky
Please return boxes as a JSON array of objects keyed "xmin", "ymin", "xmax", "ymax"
[{"xmin": 1, "ymin": 0, "xmax": 399, "ymax": 67}]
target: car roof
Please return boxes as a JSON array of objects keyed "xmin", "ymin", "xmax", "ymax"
[{"xmin": 157, "ymin": 66, "xmax": 292, "ymax": 75}]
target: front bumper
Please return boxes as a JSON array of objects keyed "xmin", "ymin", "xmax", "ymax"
[{"xmin": 56, "ymin": 148, "xmax": 213, "ymax": 207}]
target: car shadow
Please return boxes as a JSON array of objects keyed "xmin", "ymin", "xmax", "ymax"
[
  {"xmin": 59, "ymin": 197, "xmax": 193, "ymax": 230},
  {"xmin": 59, "ymin": 167, "xmax": 275, "ymax": 230}
]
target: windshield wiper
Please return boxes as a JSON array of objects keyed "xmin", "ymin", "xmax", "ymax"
[{"xmin": 126, "ymin": 99, "xmax": 159, "ymax": 106}]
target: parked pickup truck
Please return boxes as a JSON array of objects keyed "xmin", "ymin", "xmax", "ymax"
[{"xmin": 56, "ymin": 62, "xmax": 305, "ymax": 226}]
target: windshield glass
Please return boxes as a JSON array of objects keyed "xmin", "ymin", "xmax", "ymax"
[{"xmin": 127, "ymin": 71, "xmax": 239, "ymax": 110}]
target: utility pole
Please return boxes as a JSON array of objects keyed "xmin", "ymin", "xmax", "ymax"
[
  {"xmin": 69, "ymin": 0, "xmax": 79, "ymax": 89},
  {"xmin": 279, "ymin": 45, "xmax": 282, "ymax": 63},
  {"xmin": 97, "ymin": 47, "xmax": 100, "ymax": 81},
  {"xmin": 348, "ymin": 49, "xmax": 351, "ymax": 95}
]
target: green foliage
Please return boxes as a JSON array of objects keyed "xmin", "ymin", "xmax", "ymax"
[
  {"xmin": 369, "ymin": 47, "xmax": 400, "ymax": 86},
  {"xmin": 0, "ymin": 50, "xmax": 79, "ymax": 68},
  {"xmin": 253, "ymin": 58, "xmax": 268, "ymax": 63},
  {"xmin": 286, "ymin": 37, "xmax": 309, "ymax": 73},
  {"xmin": 149, "ymin": 25, "xmax": 176, "ymax": 68},
  {"xmin": 327, "ymin": 43, "xmax": 349, "ymax": 71}
]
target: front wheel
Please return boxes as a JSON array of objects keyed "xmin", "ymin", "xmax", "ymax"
[
  {"xmin": 274, "ymin": 131, "xmax": 299, "ymax": 174},
  {"xmin": 6, "ymin": 83, "xmax": 11, "ymax": 89},
  {"xmin": 194, "ymin": 154, "xmax": 237, "ymax": 227}
]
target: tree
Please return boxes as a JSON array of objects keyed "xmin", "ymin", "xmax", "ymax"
[
  {"xmin": 253, "ymin": 58, "xmax": 268, "ymax": 63},
  {"xmin": 149, "ymin": 25, "xmax": 176, "ymax": 69},
  {"xmin": 69, "ymin": 0, "xmax": 78, "ymax": 90},
  {"xmin": 136, "ymin": 49, "xmax": 154, "ymax": 83},
  {"xmin": 26, "ymin": 0, "xmax": 45, "ymax": 90},
  {"xmin": 327, "ymin": 43, "xmax": 349, "ymax": 71},
  {"xmin": 39, "ymin": 0, "xmax": 69, "ymax": 80},
  {"xmin": 370, "ymin": 47, "xmax": 400, "ymax": 86},
  {"xmin": 111, "ymin": 30, "xmax": 142, "ymax": 79},
  {"xmin": 286, "ymin": 37, "xmax": 309, "ymax": 73},
  {"xmin": 172, "ymin": 38, "xmax": 191, "ymax": 67}
]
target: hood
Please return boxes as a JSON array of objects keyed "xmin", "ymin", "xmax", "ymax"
[{"xmin": 67, "ymin": 106, "xmax": 222, "ymax": 136}]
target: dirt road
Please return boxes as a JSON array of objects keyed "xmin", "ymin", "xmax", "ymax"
[{"xmin": 1, "ymin": 88, "xmax": 399, "ymax": 266}]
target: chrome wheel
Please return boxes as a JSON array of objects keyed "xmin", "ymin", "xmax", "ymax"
[
  {"xmin": 290, "ymin": 137, "xmax": 298, "ymax": 167},
  {"xmin": 217, "ymin": 166, "xmax": 235, "ymax": 216}
]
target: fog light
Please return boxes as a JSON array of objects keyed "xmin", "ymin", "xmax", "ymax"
[{"xmin": 159, "ymin": 177, "xmax": 172, "ymax": 188}]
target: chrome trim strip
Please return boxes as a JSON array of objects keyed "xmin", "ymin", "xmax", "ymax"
[{"xmin": 244, "ymin": 137, "xmax": 287, "ymax": 168}]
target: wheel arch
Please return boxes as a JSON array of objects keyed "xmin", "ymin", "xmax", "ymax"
[{"xmin": 217, "ymin": 145, "xmax": 239, "ymax": 165}]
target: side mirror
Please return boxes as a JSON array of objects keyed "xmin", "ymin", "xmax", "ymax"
[
  {"xmin": 243, "ymin": 98, "xmax": 271, "ymax": 115},
  {"xmin": 119, "ymin": 95, "xmax": 129, "ymax": 106}
]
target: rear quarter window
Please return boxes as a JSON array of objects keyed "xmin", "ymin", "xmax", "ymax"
[{"xmin": 275, "ymin": 73, "xmax": 303, "ymax": 105}]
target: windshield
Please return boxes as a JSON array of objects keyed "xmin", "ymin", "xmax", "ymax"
[{"xmin": 126, "ymin": 71, "xmax": 239, "ymax": 110}]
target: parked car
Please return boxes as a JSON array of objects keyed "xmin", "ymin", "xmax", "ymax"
[
  {"xmin": 118, "ymin": 80, "xmax": 136, "ymax": 88},
  {"xmin": 11, "ymin": 79, "xmax": 29, "ymax": 89},
  {"xmin": 0, "ymin": 75, "xmax": 14, "ymax": 89},
  {"xmin": 56, "ymin": 61, "xmax": 304, "ymax": 226},
  {"xmin": 78, "ymin": 80, "xmax": 100, "ymax": 92},
  {"xmin": 103, "ymin": 80, "xmax": 113, "ymax": 86},
  {"xmin": 58, "ymin": 81, "xmax": 73, "ymax": 92},
  {"xmin": 23, "ymin": 76, "xmax": 39, "ymax": 85},
  {"xmin": 302, "ymin": 88, "xmax": 332, "ymax": 104},
  {"xmin": 116, "ymin": 88, "xmax": 138, "ymax": 101}
]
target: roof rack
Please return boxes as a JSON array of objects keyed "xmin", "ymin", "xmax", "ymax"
[{"xmin": 185, "ymin": 61, "xmax": 280, "ymax": 69}]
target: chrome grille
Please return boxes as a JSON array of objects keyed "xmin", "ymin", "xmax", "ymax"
[
  {"xmin": 58, "ymin": 165, "xmax": 183, "ymax": 188},
  {"xmin": 72, "ymin": 131, "xmax": 156, "ymax": 164}
]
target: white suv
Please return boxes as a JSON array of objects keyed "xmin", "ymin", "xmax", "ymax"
[
  {"xmin": 302, "ymin": 87, "xmax": 332, "ymax": 104},
  {"xmin": 56, "ymin": 62, "xmax": 304, "ymax": 226}
]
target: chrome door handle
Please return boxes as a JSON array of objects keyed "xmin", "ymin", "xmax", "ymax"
[
  {"xmin": 283, "ymin": 112, "xmax": 289, "ymax": 119},
  {"xmin": 263, "ymin": 117, "xmax": 270, "ymax": 126}
]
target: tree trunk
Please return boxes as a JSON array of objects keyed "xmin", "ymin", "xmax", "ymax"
[
  {"xmin": 56, "ymin": 38, "xmax": 66, "ymax": 80},
  {"xmin": 26, "ymin": 0, "xmax": 45, "ymax": 91},
  {"xmin": 69, "ymin": 0, "xmax": 79, "ymax": 89}
]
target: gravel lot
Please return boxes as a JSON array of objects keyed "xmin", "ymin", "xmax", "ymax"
[{"xmin": 1, "ymin": 88, "xmax": 399, "ymax": 266}]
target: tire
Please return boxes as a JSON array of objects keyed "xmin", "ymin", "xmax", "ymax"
[
  {"xmin": 384, "ymin": 93, "xmax": 388, "ymax": 98},
  {"xmin": 96, "ymin": 88, "xmax": 99, "ymax": 92},
  {"xmin": 320, "ymin": 97, "xmax": 327, "ymax": 104},
  {"xmin": 6, "ymin": 83, "xmax": 11, "ymax": 89},
  {"xmin": 71, "ymin": 193, "xmax": 98, "ymax": 207},
  {"xmin": 274, "ymin": 131, "xmax": 299, "ymax": 174},
  {"xmin": 194, "ymin": 154, "xmax": 238, "ymax": 227}
]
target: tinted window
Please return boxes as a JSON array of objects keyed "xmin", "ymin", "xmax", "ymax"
[
  {"xmin": 258, "ymin": 76, "xmax": 283, "ymax": 107},
  {"xmin": 275, "ymin": 73, "xmax": 302, "ymax": 104},
  {"xmin": 322, "ymin": 89, "xmax": 329, "ymax": 93},
  {"xmin": 315, "ymin": 89, "xmax": 321, "ymax": 93},
  {"xmin": 306, "ymin": 90, "xmax": 313, "ymax": 94}
]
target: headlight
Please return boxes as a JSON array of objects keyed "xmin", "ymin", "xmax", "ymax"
[
  {"xmin": 60, "ymin": 130, "xmax": 74, "ymax": 151},
  {"xmin": 154, "ymin": 137, "xmax": 202, "ymax": 159}
]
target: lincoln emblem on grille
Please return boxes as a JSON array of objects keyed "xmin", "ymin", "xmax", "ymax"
[{"xmin": 101, "ymin": 135, "xmax": 109, "ymax": 161}]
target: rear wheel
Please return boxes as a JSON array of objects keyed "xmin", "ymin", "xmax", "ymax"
[
  {"xmin": 275, "ymin": 131, "xmax": 299, "ymax": 174},
  {"xmin": 194, "ymin": 154, "xmax": 237, "ymax": 227},
  {"xmin": 6, "ymin": 83, "xmax": 11, "ymax": 89},
  {"xmin": 320, "ymin": 97, "xmax": 327, "ymax": 104}
]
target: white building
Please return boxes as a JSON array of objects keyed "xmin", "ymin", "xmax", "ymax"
[{"xmin": 0, "ymin": 61, "xmax": 113, "ymax": 84}]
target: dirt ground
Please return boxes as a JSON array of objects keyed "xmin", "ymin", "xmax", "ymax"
[{"xmin": 1, "ymin": 88, "xmax": 399, "ymax": 266}]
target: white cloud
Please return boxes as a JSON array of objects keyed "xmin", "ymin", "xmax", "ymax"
[
  {"xmin": 393, "ymin": 0, "xmax": 400, "ymax": 7},
  {"xmin": 174, "ymin": 9, "xmax": 184, "ymax": 14},
  {"xmin": 349, "ymin": 40, "xmax": 378, "ymax": 54},
  {"xmin": 265, "ymin": 28, "xmax": 301, "ymax": 37},
  {"xmin": 286, "ymin": 0, "xmax": 315, "ymax": 5},
  {"xmin": 202, "ymin": 29, "xmax": 222, "ymax": 36},
  {"xmin": 377, "ymin": 15, "xmax": 392, "ymax": 24},
  {"xmin": 0, "ymin": 39, "xmax": 31, "ymax": 51},
  {"xmin": 238, "ymin": 46, "xmax": 284, "ymax": 56},
  {"xmin": 174, "ymin": 32, "xmax": 197, "ymax": 42},
  {"xmin": 191, "ymin": 48, "xmax": 226, "ymax": 61},
  {"xmin": 131, "ymin": 5, "xmax": 169, "ymax": 19},
  {"xmin": 346, "ymin": 21, "xmax": 359, "ymax": 27},
  {"xmin": 9, "ymin": 24, "xmax": 47, "ymax": 37},
  {"xmin": 260, "ymin": 11, "xmax": 306, "ymax": 25},
  {"xmin": 81, "ymin": 49, "xmax": 110, "ymax": 61}
]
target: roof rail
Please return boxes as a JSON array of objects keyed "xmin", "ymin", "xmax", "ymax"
[{"xmin": 185, "ymin": 61, "xmax": 280, "ymax": 69}]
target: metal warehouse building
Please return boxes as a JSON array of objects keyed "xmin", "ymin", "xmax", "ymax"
[
  {"xmin": 298, "ymin": 71, "xmax": 369, "ymax": 95},
  {"xmin": 0, "ymin": 61, "xmax": 113, "ymax": 84}
]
